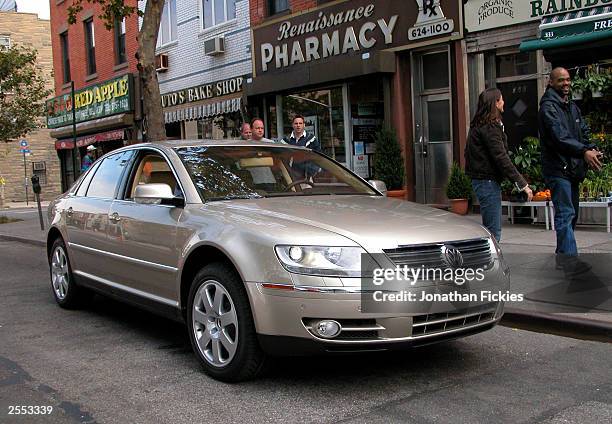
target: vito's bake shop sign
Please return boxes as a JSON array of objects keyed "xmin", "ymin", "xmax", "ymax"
[{"xmin": 253, "ymin": 0, "xmax": 461, "ymax": 75}]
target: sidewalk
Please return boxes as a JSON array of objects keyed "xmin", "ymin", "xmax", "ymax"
[
  {"xmin": 0, "ymin": 201, "xmax": 50, "ymax": 246},
  {"xmin": 1, "ymin": 202, "xmax": 610, "ymax": 340}
]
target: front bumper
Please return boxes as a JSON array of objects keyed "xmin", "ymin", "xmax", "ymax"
[{"xmin": 245, "ymin": 280, "xmax": 507, "ymax": 354}]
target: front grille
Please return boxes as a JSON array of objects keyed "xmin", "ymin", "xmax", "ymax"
[
  {"xmin": 384, "ymin": 238, "xmax": 493, "ymax": 269},
  {"xmin": 411, "ymin": 302, "xmax": 498, "ymax": 337}
]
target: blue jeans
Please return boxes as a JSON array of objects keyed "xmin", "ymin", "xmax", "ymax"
[
  {"xmin": 472, "ymin": 179, "xmax": 502, "ymax": 242},
  {"xmin": 546, "ymin": 176, "xmax": 580, "ymax": 256}
]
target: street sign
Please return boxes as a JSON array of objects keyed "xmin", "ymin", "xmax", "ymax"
[
  {"xmin": 19, "ymin": 140, "xmax": 28, "ymax": 147},
  {"xmin": 20, "ymin": 148, "xmax": 31, "ymax": 154}
]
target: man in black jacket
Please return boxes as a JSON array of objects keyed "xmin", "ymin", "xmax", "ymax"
[
  {"xmin": 539, "ymin": 67, "xmax": 602, "ymax": 257},
  {"xmin": 283, "ymin": 115, "xmax": 320, "ymax": 151}
]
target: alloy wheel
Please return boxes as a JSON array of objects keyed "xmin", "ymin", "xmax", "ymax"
[
  {"xmin": 51, "ymin": 246, "xmax": 70, "ymax": 300},
  {"xmin": 192, "ymin": 280, "xmax": 239, "ymax": 367}
]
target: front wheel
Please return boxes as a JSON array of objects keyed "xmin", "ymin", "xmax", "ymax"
[
  {"xmin": 187, "ymin": 263, "xmax": 267, "ymax": 382},
  {"xmin": 49, "ymin": 238, "xmax": 90, "ymax": 309}
]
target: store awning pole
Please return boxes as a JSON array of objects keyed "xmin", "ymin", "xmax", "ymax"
[{"xmin": 71, "ymin": 81, "xmax": 79, "ymax": 182}]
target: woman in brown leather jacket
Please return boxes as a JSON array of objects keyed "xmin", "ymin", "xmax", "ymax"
[{"xmin": 465, "ymin": 88, "xmax": 533, "ymax": 241}]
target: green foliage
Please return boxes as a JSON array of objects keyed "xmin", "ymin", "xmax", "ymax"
[
  {"xmin": 580, "ymin": 163, "xmax": 612, "ymax": 199},
  {"xmin": 373, "ymin": 128, "xmax": 405, "ymax": 190},
  {"xmin": 446, "ymin": 162, "xmax": 472, "ymax": 200},
  {"xmin": 586, "ymin": 71, "xmax": 610, "ymax": 93},
  {"xmin": 65, "ymin": 0, "xmax": 167, "ymax": 141},
  {"xmin": 571, "ymin": 74, "xmax": 588, "ymax": 94},
  {"xmin": 590, "ymin": 132, "xmax": 612, "ymax": 159},
  {"xmin": 509, "ymin": 136, "xmax": 544, "ymax": 192},
  {"xmin": 0, "ymin": 45, "xmax": 51, "ymax": 143},
  {"xmin": 67, "ymin": 0, "xmax": 142, "ymax": 30}
]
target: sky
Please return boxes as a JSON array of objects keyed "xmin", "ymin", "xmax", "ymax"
[{"xmin": 16, "ymin": 0, "xmax": 50, "ymax": 20}]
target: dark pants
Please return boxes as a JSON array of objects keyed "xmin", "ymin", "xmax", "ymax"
[
  {"xmin": 472, "ymin": 179, "xmax": 502, "ymax": 242},
  {"xmin": 546, "ymin": 176, "xmax": 580, "ymax": 256}
]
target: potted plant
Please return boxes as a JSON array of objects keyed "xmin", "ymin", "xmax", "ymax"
[
  {"xmin": 446, "ymin": 162, "xmax": 472, "ymax": 215},
  {"xmin": 510, "ymin": 136, "xmax": 544, "ymax": 194},
  {"xmin": 571, "ymin": 74, "xmax": 588, "ymax": 100},
  {"xmin": 586, "ymin": 71, "xmax": 609, "ymax": 98},
  {"xmin": 373, "ymin": 128, "xmax": 406, "ymax": 198}
]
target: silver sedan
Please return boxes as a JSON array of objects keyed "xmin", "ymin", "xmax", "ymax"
[{"xmin": 47, "ymin": 140, "xmax": 509, "ymax": 382}]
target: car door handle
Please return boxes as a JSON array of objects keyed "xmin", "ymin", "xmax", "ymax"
[
  {"xmin": 109, "ymin": 212, "xmax": 121, "ymax": 222},
  {"xmin": 66, "ymin": 207, "xmax": 73, "ymax": 217}
]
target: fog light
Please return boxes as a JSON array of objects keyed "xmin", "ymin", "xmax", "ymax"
[{"xmin": 313, "ymin": 320, "xmax": 342, "ymax": 338}]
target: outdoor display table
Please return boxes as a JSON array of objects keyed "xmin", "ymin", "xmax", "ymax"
[
  {"xmin": 501, "ymin": 200, "xmax": 550, "ymax": 230},
  {"xmin": 549, "ymin": 201, "xmax": 612, "ymax": 233}
]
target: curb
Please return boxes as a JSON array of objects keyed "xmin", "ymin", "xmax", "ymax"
[
  {"xmin": 0, "ymin": 234, "xmax": 45, "ymax": 247},
  {"xmin": 501, "ymin": 307, "xmax": 612, "ymax": 342}
]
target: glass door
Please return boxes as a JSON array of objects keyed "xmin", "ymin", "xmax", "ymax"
[{"xmin": 412, "ymin": 48, "xmax": 453, "ymax": 205}]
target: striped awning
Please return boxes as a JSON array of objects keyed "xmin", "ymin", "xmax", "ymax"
[
  {"xmin": 520, "ymin": 6, "xmax": 612, "ymax": 52},
  {"xmin": 164, "ymin": 96, "xmax": 242, "ymax": 124}
]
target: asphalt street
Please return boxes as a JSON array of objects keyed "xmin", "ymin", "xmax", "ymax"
[{"xmin": 0, "ymin": 240, "xmax": 611, "ymax": 424}]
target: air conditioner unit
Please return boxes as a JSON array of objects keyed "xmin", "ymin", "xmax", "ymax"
[
  {"xmin": 155, "ymin": 53, "xmax": 169, "ymax": 72},
  {"xmin": 204, "ymin": 36, "xmax": 225, "ymax": 56},
  {"xmin": 32, "ymin": 161, "xmax": 46, "ymax": 171}
]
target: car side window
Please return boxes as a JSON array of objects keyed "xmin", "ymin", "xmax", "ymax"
[
  {"xmin": 85, "ymin": 151, "xmax": 133, "ymax": 199},
  {"xmin": 75, "ymin": 161, "xmax": 102, "ymax": 197},
  {"xmin": 125, "ymin": 152, "xmax": 182, "ymax": 200}
]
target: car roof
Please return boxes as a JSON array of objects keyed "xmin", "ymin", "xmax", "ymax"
[{"xmin": 139, "ymin": 139, "xmax": 307, "ymax": 150}]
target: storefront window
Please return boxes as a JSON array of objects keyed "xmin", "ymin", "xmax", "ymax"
[
  {"xmin": 281, "ymin": 87, "xmax": 346, "ymax": 163},
  {"xmin": 477, "ymin": 50, "xmax": 539, "ymax": 150},
  {"xmin": 496, "ymin": 52, "xmax": 537, "ymax": 78},
  {"xmin": 422, "ymin": 52, "xmax": 449, "ymax": 90},
  {"xmin": 350, "ymin": 76, "xmax": 384, "ymax": 177},
  {"xmin": 197, "ymin": 111, "xmax": 242, "ymax": 139}
]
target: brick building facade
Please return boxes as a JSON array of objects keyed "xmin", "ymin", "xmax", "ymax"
[
  {"xmin": 49, "ymin": 0, "xmax": 139, "ymax": 94},
  {"xmin": 0, "ymin": 11, "xmax": 62, "ymax": 203},
  {"xmin": 48, "ymin": 0, "xmax": 140, "ymax": 190},
  {"xmin": 156, "ymin": 0, "xmax": 252, "ymax": 139}
]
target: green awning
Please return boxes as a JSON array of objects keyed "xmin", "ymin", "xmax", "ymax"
[{"xmin": 520, "ymin": 6, "xmax": 612, "ymax": 52}]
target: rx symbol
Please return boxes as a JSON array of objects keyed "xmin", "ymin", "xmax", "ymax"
[{"xmin": 423, "ymin": 0, "xmax": 437, "ymax": 17}]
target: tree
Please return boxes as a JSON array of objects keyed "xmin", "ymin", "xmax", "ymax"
[
  {"xmin": 0, "ymin": 45, "xmax": 51, "ymax": 143},
  {"xmin": 67, "ymin": 0, "xmax": 167, "ymax": 141}
]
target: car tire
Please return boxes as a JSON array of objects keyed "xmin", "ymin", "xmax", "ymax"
[
  {"xmin": 187, "ymin": 263, "xmax": 267, "ymax": 382},
  {"xmin": 49, "ymin": 238, "xmax": 91, "ymax": 309}
]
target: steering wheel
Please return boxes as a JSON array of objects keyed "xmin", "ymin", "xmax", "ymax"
[{"xmin": 284, "ymin": 179, "xmax": 315, "ymax": 191}]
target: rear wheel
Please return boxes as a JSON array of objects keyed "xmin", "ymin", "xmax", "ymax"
[
  {"xmin": 187, "ymin": 263, "xmax": 267, "ymax": 382},
  {"xmin": 49, "ymin": 238, "xmax": 90, "ymax": 309}
]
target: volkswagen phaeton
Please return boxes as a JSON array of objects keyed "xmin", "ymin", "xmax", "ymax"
[{"xmin": 47, "ymin": 140, "xmax": 509, "ymax": 382}]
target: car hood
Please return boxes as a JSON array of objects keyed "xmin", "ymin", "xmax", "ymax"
[{"xmin": 202, "ymin": 195, "xmax": 489, "ymax": 251}]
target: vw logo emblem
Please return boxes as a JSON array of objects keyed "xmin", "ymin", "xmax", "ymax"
[{"xmin": 441, "ymin": 245, "xmax": 463, "ymax": 268}]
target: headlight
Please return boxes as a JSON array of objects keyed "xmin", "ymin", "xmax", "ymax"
[
  {"xmin": 275, "ymin": 245, "xmax": 365, "ymax": 277},
  {"xmin": 485, "ymin": 231, "xmax": 509, "ymax": 275}
]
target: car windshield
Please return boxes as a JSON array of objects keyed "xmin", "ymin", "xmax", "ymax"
[{"xmin": 175, "ymin": 145, "xmax": 378, "ymax": 201}]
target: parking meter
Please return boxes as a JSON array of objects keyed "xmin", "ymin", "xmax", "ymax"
[
  {"xmin": 31, "ymin": 175, "xmax": 44, "ymax": 230},
  {"xmin": 31, "ymin": 175, "xmax": 41, "ymax": 194}
]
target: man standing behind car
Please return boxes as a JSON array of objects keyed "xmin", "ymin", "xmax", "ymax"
[
  {"xmin": 251, "ymin": 118, "xmax": 274, "ymax": 142},
  {"xmin": 283, "ymin": 115, "xmax": 321, "ymax": 151},
  {"xmin": 240, "ymin": 122, "xmax": 252, "ymax": 140},
  {"xmin": 539, "ymin": 67, "xmax": 602, "ymax": 260}
]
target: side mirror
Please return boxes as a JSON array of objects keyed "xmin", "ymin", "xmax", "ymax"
[
  {"xmin": 134, "ymin": 183, "xmax": 184, "ymax": 207},
  {"xmin": 368, "ymin": 180, "xmax": 387, "ymax": 194}
]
